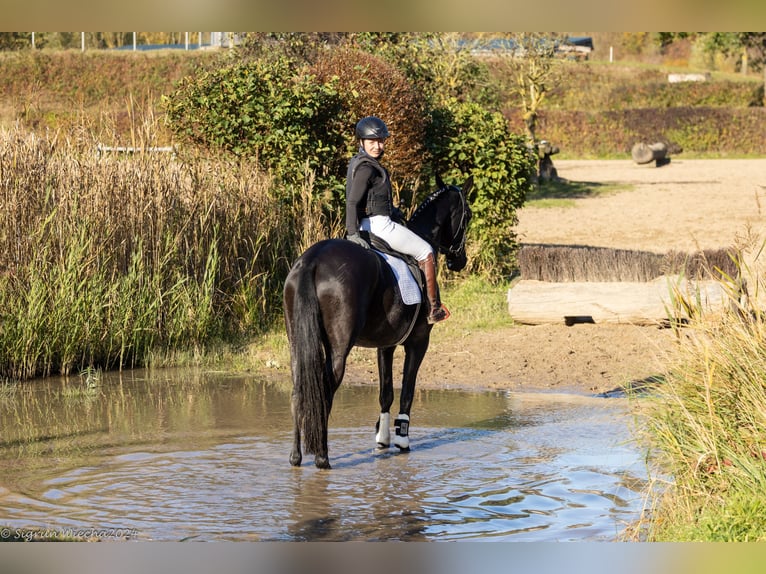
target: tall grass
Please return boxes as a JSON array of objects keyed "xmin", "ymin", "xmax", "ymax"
[
  {"xmin": 638, "ymin": 234, "xmax": 766, "ymax": 541},
  {"xmin": 0, "ymin": 126, "xmax": 320, "ymax": 380}
]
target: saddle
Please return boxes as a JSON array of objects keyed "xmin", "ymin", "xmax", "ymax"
[{"xmin": 359, "ymin": 231, "xmax": 425, "ymax": 304}]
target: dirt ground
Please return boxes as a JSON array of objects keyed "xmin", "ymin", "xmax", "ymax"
[{"xmin": 345, "ymin": 158, "xmax": 766, "ymax": 396}]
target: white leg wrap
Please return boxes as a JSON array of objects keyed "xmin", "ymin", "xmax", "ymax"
[
  {"xmin": 375, "ymin": 412, "xmax": 391, "ymax": 448},
  {"xmin": 394, "ymin": 413, "xmax": 410, "ymax": 450}
]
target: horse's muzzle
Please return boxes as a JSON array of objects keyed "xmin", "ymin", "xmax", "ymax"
[{"xmin": 446, "ymin": 253, "xmax": 467, "ymax": 272}]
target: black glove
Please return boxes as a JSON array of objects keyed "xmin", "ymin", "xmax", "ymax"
[
  {"xmin": 391, "ymin": 206, "xmax": 407, "ymax": 225},
  {"xmin": 347, "ymin": 233, "xmax": 370, "ymax": 249}
]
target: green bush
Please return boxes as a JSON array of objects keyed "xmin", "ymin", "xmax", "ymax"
[
  {"xmin": 430, "ymin": 98, "xmax": 536, "ymax": 278},
  {"xmin": 162, "ymin": 41, "xmax": 536, "ymax": 280},
  {"xmin": 162, "ymin": 55, "xmax": 347, "ymax": 201}
]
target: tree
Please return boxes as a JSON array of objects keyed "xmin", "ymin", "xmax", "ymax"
[
  {"xmin": 0, "ymin": 33, "xmax": 30, "ymax": 51},
  {"xmin": 492, "ymin": 33, "xmax": 564, "ymax": 145},
  {"xmin": 732, "ymin": 34, "xmax": 766, "ymax": 106},
  {"xmin": 698, "ymin": 33, "xmax": 766, "ymax": 104}
]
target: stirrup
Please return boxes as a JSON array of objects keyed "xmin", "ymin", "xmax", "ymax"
[{"xmin": 427, "ymin": 303, "xmax": 450, "ymax": 324}]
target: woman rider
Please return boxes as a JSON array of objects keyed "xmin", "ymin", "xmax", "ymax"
[{"xmin": 345, "ymin": 116, "xmax": 448, "ymax": 324}]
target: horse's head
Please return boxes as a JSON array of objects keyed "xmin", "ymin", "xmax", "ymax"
[
  {"xmin": 410, "ymin": 175, "xmax": 473, "ymax": 272},
  {"xmin": 441, "ymin": 175, "xmax": 473, "ymax": 272}
]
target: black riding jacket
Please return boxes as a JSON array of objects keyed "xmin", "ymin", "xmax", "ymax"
[{"xmin": 345, "ymin": 150, "xmax": 393, "ymax": 236}]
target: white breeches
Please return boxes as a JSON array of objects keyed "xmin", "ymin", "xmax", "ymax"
[{"xmin": 360, "ymin": 215, "xmax": 433, "ymax": 262}]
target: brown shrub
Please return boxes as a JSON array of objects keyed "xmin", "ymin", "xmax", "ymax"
[{"xmin": 311, "ymin": 48, "xmax": 429, "ymax": 194}]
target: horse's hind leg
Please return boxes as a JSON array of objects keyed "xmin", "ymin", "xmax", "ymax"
[
  {"xmin": 289, "ymin": 391, "xmax": 302, "ymax": 466},
  {"xmin": 289, "ymin": 380, "xmax": 331, "ymax": 469},
  {"xmin": 375, "ymin": 347, "xmax": 396, "ymax": 448}
]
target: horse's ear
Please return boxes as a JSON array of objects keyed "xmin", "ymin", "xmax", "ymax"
[
  {"xmin": 461, "ymin": 175, "xmax": 474, "ymax": 196},
  {"xmin": 436, "ymin": 173, "xmax": 446, "ymax": 190}
]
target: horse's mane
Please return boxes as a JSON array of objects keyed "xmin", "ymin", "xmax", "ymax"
[{"xmin": 409, "ymin": 186, "xmax": 450, "ymax": 222}]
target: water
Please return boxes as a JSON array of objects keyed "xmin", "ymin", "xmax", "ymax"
[{"xmin": 0, "ymin": 368, "xmax": 648, "ymax": 541}]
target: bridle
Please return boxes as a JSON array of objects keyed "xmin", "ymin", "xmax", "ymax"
[
  {"xmin": 440, "ymin": 185, "xmax": 470, "ymax": 258},
  {"xmin": 409, "ymin": 182, "xmax": 471, "ymax": 257}
]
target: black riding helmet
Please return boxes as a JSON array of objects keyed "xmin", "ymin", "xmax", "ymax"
[{"xmin": 355, "ymin": 116, "xmax": 390, "ymax": 140}]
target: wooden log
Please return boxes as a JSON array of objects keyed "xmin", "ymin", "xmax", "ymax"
[
  {"xmin": 631, "ymin": 142, "xmax": 668, "ymax": 165},
  {"xmin": 506, "ymin": 276, "xmax": 727, "ymax": 325},
  {"xmin": 536, "ymin": 140, "xmax": 560, "ymax": 181}
]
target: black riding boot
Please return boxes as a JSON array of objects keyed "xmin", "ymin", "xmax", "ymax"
[{"xmin": 418, "ymin": 253, "xmax": 449, "ymax": 324}]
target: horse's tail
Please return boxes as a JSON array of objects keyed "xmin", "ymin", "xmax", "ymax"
[{"xmin": 288, "ymin": 261, "xmax": 332, "ymax": 457}]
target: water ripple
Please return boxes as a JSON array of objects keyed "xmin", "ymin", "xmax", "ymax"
[{"xmin": 0, "ymin": 376, "xmax": 647, "ymax": 541}]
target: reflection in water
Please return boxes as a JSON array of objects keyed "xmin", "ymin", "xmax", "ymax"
[{"xmin": 0, "ymin": 369, "xmax": 647, "ymax": 541}]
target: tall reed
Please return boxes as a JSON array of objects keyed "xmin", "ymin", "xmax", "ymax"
[
  {"xmin": 638, "ymin": 233, "xmax": 766, "ymax": 541},
  {"xmin": 0, "ymin": 126, "xmax": 314, "ymax": 380}
]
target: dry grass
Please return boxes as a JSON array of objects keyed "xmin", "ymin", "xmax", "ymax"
[
  {"xmin": 0, "ymin": 125, "xmax": 319, "ymax": 380},
  {"xmin": 518, "ymin": 244, "xmax": 738, "ymax": 282}
]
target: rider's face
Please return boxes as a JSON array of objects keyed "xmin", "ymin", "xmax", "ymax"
[{"xmin": 361, "ymin": 138, "xmax": 386, "ymax": 158}]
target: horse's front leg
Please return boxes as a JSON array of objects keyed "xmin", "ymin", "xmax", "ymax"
[
  {"xmin": 375, "ymin": 346, "xmax": 396, "ymax": 448},
  {"xmin": 395, "ymin": 336, "xmax": 430, "ymax": 451}
]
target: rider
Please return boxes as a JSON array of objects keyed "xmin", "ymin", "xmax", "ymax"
[{"xmin": 345, "ymin": 116, "xmax": 449, "ymax": 324}]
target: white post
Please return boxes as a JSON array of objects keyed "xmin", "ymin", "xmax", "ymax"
[
  {"xmin": 81, "ymin": 32, "xmax": 85, "ymax": 52},
  {"xmin": 133, "ymin": 32, "xmax": 136, "ymax": 51},
  {"xmin": 31, "ymin": 32, "xmax": 35, "ymax": 49},
  {"xmin": 609, "ymin": 46, "xmax": 613, "ymax": 63},
  {"xmin": 185, "ymin": 32, "xmax": 189, "ymax": 50},
  {"xmin": 198, "ymin": 32, "xmax": 202, "ymax": 48}
]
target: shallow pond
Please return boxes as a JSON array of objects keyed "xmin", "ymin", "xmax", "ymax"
[{"xmin": 0, "ymin": 368, "xmax": 647, "ymax": 541}]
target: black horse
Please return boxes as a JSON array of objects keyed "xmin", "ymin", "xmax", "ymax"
[{"xmin": 284, "ymin": 175, "xmax": 473, "ymax": 469}]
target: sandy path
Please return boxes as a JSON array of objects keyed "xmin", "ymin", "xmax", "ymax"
[{"xmin": 516, "ymin": 159, "xmax": 766, "ymax": 254}]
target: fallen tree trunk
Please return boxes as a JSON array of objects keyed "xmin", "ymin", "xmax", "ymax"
[
  {"xmin": 506, "ymin": 276, "xmax": 728, "ymax": 325},
  {"xmin": 631, "ymin": 142, "xmax": 669, "ymax": 165}
]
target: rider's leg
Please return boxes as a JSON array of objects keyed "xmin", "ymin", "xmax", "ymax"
[
  {"xmin": 363, "ymin": 216, "xmax": 449, "ymax": 323},
  {"xmin": 418, "ymin": 252, "xmax": 448, "ymax": 324}
]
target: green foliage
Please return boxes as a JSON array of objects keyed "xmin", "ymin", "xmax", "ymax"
[
  {"xmin": 695, "ymin": 494, "xmax": 766, "ymax": 541},
  {"xmin": 640, "ymin": 243, "xmax": 766, "ymax": 540},
  {"xmin": 429, "ymin": 98, "xmax": 535, "ymax": 278},
  {"xmin": 356, "ymin": 33, "xmax": 491, "ymax": 106},
  {"xmin": 0, "ymin": 33, "xmax": 30, "ymax": 51},
  {"xmin": 162, "ymin": 55, "xmax": 347, "ymax": 200},
  {"xmin": 161, "ymin": 37, "xmax": 537, "ymax": 282}
]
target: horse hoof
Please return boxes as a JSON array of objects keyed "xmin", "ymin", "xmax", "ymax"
[
  {"xmin": 290, "ymin": 452, "xmax": 302, "ymax": 466},
  {"xmin": 393, "ymin": 436, "xmax": 410, "ymax": 450},
  {"xmin": 315, "ymin": 456, "xmax": 331, "ymax": 470},
  {"xmin": 376, "ymin": 442, "xmax": 389, "ymax": 450}
]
